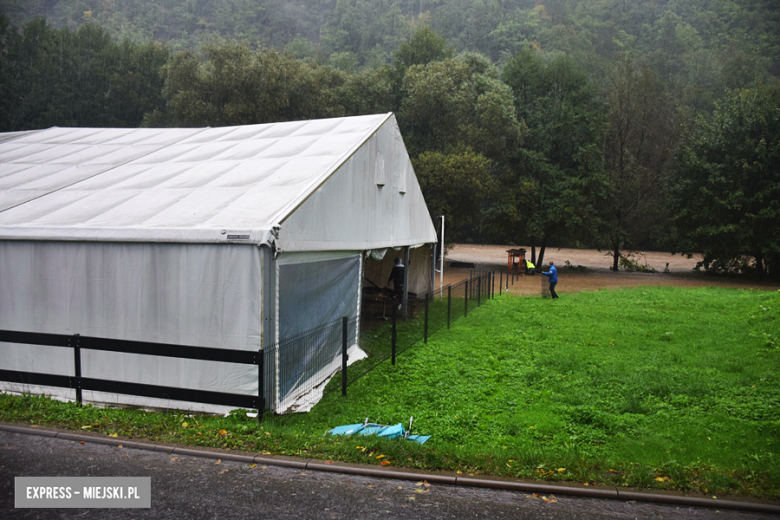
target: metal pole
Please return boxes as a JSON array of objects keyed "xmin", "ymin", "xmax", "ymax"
[
  {"xmin": 258, "ymin": 349, "xmax": 264, "ymax": 423},
  {"xmin": 424, "ymin": 293, "xmax": 429, "ymax": 343},
  {"xmin": 492, "ymin": 270, "xmax": 495, "ymax": 299},
  {"xmin": 464, "ymin": 280, "xmax": 469, "ymax": 317},
  {"xmin": 402, "ymin": 246, "xmax": 410, "ymax": 318},
  {"xmin": 431, "ymin": 241, "xmax": 436, "ymax": 298},
  {"xmin": 72, "ymin": 334, "xmax": 82, "ymax": 406},
  {"xmin": 447, "ymin": 285, "xmax": 452, "ymax": 329},
  {"xmin": 391, "ymin": 304, "xmax": 397, "ymax": 365},
  {"xmin": 342, "ymin": 317, "xmax": 348, "ymax": 397},
  {"xmin": 478, "ymin": 276, "xmax": 481, "ymax": 306},
  {"xmin": 440, "ymin": 216, "xmax": 444, "ymax": 299},
  {"xmin": 499, "ymin": 271, "xmax": 503, "ymax": 296}
]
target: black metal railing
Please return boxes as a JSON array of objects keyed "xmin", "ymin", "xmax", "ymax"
[
  {"xmin": 261, "ymin": 317, "xmax": 357, "ymax": 414},
  {"xmin": 0, "ymin": 271, "xmax": 497, "ymax": 417},
  {"xmin": 0, "ymin": 330, "xmax": 265, "ymax": 420},
  {"xmin": 335, "ymin": 269, "xmax": 495, "ymax": 394}
]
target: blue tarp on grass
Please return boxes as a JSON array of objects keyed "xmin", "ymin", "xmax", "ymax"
[{"xmin": 327, "ymin": 422, "xmax": 431, "ymax": 444}]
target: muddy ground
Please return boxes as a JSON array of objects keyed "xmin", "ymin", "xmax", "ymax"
[{"xmin": 440, "ymin": 244, "xmax": 780, "ymax": 296}]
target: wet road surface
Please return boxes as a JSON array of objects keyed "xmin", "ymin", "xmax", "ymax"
[{"xmin": 0, "ymin": 430, "xmax": 775, "ymax": 519}]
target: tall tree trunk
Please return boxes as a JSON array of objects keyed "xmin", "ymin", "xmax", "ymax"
[
  {"xmin": 612, "ymin": 241, "xmax": 620, "ymax": 271},
  {"xmin": 537, "ymin": 237, "xmax": 548, "ymax": 268},
  {"xmin": 756, "ymin": 250, "xmax": 764, "ymax": 280}
]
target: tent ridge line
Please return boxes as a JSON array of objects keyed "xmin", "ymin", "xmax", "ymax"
[
  {"xmin": 0, "ymin": 126, "xmax": 214, "ymax": 217},
  {"xmin": 273, "ymin": 113, "xmax": 394, "ymax": 228}
]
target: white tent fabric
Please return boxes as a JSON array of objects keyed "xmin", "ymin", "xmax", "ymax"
[
  {"xmin": 0, "ymin": 114, "xmax": 435, "ymax": 249},
  {"xmin": 0, "ymin": 240, "xmax": 262, "ymax": 414},
  {"xmin": 0, "ymin": 113, "xmax": 437, "ymax": 414}
]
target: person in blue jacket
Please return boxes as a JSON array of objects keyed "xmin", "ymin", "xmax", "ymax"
[{"xmin": 542, "ymin": 261, "xmax": 559, "ymax": 299}]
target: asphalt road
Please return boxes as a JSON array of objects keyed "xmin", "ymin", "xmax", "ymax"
[{"xmin": 0, "ymin": 430, "xmax": 776, "ymax": 520}]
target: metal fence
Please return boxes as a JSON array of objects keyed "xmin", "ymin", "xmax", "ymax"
[
  {"xmin": 262, "ymin": 317, "xmax": 357, "ymax": 415},
  {"xmin": 0, "ymin": 271, "xmax": 496, "ymax": 418},
  {"xmin": 316, "ymin": 269, "xmax": 496, "ymax": 402},
  {"xmin": 0, "ymin": 330, "xmax": 264, "ymax": 416}
]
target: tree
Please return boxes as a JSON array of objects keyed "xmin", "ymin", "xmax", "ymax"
[
  {"xmin": 500, "ymin": 49, "xmax": 606, "ymax": 266},
  {"xmin": 399, "ymin": 51, "xmax": 523, "ymax": 161},
  {"xmin": 601, "ymin": 54, "xmax": 678, "ymax": 271},
  {"xmin": 669, "ymin": 83, "xmax": 780, "ymax": 279},
  {"xmin": 412, "ymin": 148, "xmax": 496, "ymax": 244},
  {"xmin": 145, "ymin": 40, "xmax": 349, "ymax": 127},
  {"xmin": 390, "ymin": 26, "xmax": 453, "ymax": 110}
]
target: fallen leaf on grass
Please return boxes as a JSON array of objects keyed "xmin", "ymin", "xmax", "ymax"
[
  {"xmin": 655, "ymin": 477, "xmax": 669, "ymax": 482},
  {"xmin": 219, "ymin": 469, "xmax": 228, "ymax": 475},
  {"xmin": 214, "ymin": 459, "xmax": 221, "ymax": 465},
  {"xmin": 248, "ymin": 464, "xmax": 256, "ymax": 469},
  {"xmin": 110, "ymin": 433, "xmax": 118, "ymax": 438},
  {"xmin": 380, "ymin": 461, "xmax": 391, "ymax": 466},
  {"xmin": 218, "ymin": 429, "xmax": 228, "ymax": 436},
  {"xmin": 376, "ymin": 454, "xmax": 386, "ymax": 459},
  {"xmin": 81, "ymin": 425, "xmax": 91, "ymax": 429}
]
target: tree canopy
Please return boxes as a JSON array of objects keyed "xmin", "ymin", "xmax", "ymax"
[
  {"xmin": 1, "ymin": 1, "xmax": 780, "ymax": 277},
  {"xmin": 669, "ymin": 84, "xmax": 780, "ymax": 278}
]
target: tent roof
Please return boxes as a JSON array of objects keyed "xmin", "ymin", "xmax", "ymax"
[{"xmin": 0, "ymin": 113, "xmax": 435, "ymax": 248}]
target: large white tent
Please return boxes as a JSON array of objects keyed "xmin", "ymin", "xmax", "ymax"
[{"xmin": 0, "ymin": 113, "xmax": 437, "ymax": 413}]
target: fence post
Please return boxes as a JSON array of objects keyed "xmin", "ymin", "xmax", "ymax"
[
  {"xmin": 391, "ymin": 303, "xmax": 397, "ymax": 366},
  {"xmin": 257, "ymin": 348, "xmax": 265, "ymax": 423},
  {"xmin": 71, "ymin": 334, "xmax": 82, "ymax": 406},
  {"xmin": 342, "ymin": 317, "xmax": 348, "ymax": 397},
  {"xmin": 424, "ymin": 292, "xmax": 430, "ymax": 344},
  {"xmin": 464, "ymin": 280, "xmax": 469, "ymax": 317},
  {"xmin": 477, "ymin": 276, "xmax": 481, "ymax": 307},
  {"xmin": 492, "ymin": 270, "xmax": 495, "ymax": 299},
  {"xmin": 447, "ymin": 285, "xmax": 452, "ymax": 329},
  {"xmin": 499, "ymin": 271, "xmax": 503, "ymax": 296}
]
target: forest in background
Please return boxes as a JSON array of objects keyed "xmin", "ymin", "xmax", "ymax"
[{"xmin": 1, "ymin": 0, "xmax": 779, "ymax": 277}]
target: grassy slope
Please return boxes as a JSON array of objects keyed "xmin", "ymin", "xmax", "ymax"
[{"xmin": 2, "ymin": 287, "xmax": 778, "ymax": 497}]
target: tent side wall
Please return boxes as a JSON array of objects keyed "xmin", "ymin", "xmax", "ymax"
[
  {"xmin": 278, "ymin": 116, "xmax": 437, "ymax": 253},
  {"xmin": 0, "ymin": 240, "xmax": 264, "ymax": 413}
]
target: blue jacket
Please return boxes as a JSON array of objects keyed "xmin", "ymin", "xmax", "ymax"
[{"xmin": 543, "ymin": 265, "xmax": 558, "ymax": 283}]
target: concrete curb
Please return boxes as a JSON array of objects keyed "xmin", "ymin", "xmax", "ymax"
[{"xmin": 3, "ymin": 423, "xmax": 779, "ymax": 515}]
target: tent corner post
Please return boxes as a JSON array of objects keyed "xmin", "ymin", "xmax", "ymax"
[
  {"xmin": 257, "ymin": 348, "xmax": 265, "ymax": 423},
  {"xmin": 402, "ymin": 246, "xmax": 410, "ymax": 319},
  {"xmin": 341, "ymin": 317, "xmax": 348, "ymax": 397}
]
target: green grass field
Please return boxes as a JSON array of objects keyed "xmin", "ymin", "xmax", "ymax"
[{"xmin": 2, "ymin": 286, "xmax": 778, "ymax": 497}]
